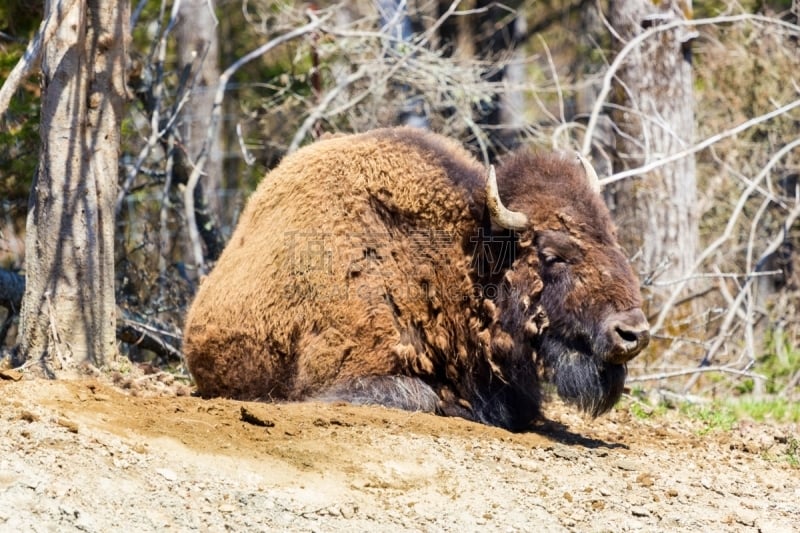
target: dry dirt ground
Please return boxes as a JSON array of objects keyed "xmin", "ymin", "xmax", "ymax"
[{"xmin": 0, "ymin": 372, "xmax": 797, "ymax": 533}]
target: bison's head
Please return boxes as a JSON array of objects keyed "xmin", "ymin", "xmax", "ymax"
[{"xmin": 487, "ymin": 152, "xmax": 650, "ymax": 417}]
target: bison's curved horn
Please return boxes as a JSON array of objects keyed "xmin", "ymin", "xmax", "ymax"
[
  {"xmin": 576, "ymin": 152, "xmax": 601, "ymax": 193},
  {"xmin": 485, "ymin": 165, "xmax": 528, "ymax": 231}
]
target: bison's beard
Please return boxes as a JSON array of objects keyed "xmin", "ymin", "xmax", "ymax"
[{"xmin": 540, "ymin": 336, "xmax": 627, "ymax": 417}]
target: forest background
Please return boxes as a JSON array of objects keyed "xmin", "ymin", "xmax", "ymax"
[{"xmin": 0, "ymin": 0, "xmax": 798, "ymax": 417}]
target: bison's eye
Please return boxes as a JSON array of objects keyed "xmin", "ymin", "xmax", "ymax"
[
  {"xmin": 536, "ymin": 230, "xmax": 581, "ymax": 269},
  {"xmin": 541, "ymin": 250, "xmax": 566, "ymax": 266}
]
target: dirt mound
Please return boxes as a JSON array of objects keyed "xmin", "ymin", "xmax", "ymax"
[{"xmin": 0, "ymin": 377, "xmax": 797, "ymax": 532}]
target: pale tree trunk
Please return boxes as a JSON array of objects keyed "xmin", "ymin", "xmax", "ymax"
[
  {"xmin": 176, "ymin": 0, "xmax": 222, "ymax": 218},
  {"xmin": 20, "ymin": 0, "xmax": 128, "ymax": 377},
  {"xmin": 607, "ymin": 0, "xmax": 697, "ymax": 304}
]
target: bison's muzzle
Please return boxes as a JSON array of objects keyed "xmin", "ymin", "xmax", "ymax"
[
  {"xmin": 604, "ymin": 308, "xmax": 650, "ymax": 365},
  {"xmin": 546, "ymin": 307, "xmax": 649, "ymax": 418}
]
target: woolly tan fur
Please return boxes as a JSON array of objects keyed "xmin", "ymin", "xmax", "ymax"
[{"xmin": 183, "ymin": 127, "xmax": 648, "ymax": 430}]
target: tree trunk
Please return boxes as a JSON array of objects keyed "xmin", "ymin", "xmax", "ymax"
[
  {"xmin": 20, "ymin": 0, "xmax": 128, "ymax": 376},
  {"xmin": 607, "ymin": 0, "xmax": 697, "ymax": 305},
  {"xmin": 176, "ymin": 0, "xmax": 222, "ymax": 218}
]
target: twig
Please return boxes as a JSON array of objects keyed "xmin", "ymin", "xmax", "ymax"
[
  {"xmin": 652, "ymin": 137, "xmax": 800, "ymax": 333},
  {"xmin": 235, "ymin": 123, "xmax": 255, "ymax": 165},
  {"xmin": 536, "ymin": 34, "xmax": 565, "ymax": 126},
  {"xmin": 784, "ymin": 368, "xmax": 800, "ymax": 394},
  {"xmin": 158, "ymin": 131, "xmax": 176, "ymax": 278},
  {"xmin": 0, "ymin": 0, "xmax": 80, "ymax": 120}
]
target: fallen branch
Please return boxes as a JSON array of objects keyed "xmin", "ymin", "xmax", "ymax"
[
  {"xmin": 627, "ymin": 365, "xmax": 766, "ymax": 383},
  {"xmin": 117, "ymin": 309, "xmax": 183, "ymax": 362},
  {"xmin": 0, "ymin": 268, "xmax": 182, "ymax": 362}
]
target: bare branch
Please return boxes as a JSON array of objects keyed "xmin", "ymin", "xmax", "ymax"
[
  {"xmin": 600, "ymin": 98, "xmax": 800, "ymax": 187},
  {"xmin": 581, "ymin": 12, "xmax": 800, "ymax": 158},
  {"xmin": 652, "ymin": 137, "xmax": 800, "ymax": 333},
  {"xmin": 0, "ymin": 0, "xmax": 80, "ymax": 119},
  {"xmin": 648, "ymin": 269, "xmax": 783, "ymax": 287}
]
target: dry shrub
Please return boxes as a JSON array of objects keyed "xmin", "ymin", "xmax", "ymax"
[
  {"xmin": 630, "ymin": 12, "xmax": 800, "ymax": 397},
  {"xmin": 235, "ymin": 0, "xmax": 537, "ymax": 163}
]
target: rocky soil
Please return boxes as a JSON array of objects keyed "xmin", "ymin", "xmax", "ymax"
[{"xmin": 0, "ymin": 373, "xmax": 797, "ymax": 532}]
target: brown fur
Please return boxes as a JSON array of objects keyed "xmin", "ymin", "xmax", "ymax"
[{"xmin": 183, "ymin": 127, "xmax": 648, "ymax": 430}]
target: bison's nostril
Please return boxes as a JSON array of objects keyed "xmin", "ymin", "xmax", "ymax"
[
  {"xmin": 616, "ymin": 326, "xmax": 639, "ymax": 345},
  {"xmin": 607, "ymin": 310, "xmax": 651, "ymax": 363},
  {"xmin": 615, "ymin": 326, "xmax": 650, "ymax": 355}
]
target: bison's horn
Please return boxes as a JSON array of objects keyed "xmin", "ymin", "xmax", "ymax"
[
  {"xmin": 576, "ymin": 152, "xmax": 601, "ymax": 193},
  {"xmin": 485, "ymin": 165, "xmax": 528, "ymax": 231}
]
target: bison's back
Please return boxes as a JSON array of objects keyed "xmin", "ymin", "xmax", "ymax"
[{"xmin": 184, "ymin": 128, "xmax": 485, "ymax": 400}]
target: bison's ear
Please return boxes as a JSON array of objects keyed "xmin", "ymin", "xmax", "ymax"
[
  {"xmin": 485, "ymin": 165, "xmax": 529, "ymax": 231},
  {"xmin": 575, "ymin": 152, "xmax": 601, "ymax": 193}
]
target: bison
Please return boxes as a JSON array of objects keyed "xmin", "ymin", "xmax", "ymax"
[{"xmin": 183, "ymin": 127, "xmax": 650, "ymax": 430}]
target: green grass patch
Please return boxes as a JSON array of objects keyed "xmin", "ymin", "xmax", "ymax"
[
  {"xmin": 784, "ymin": 437, "xmax": 800, "ymax": 468},
  {"xmin": 675, "ymin": 396, "xmax": 800, "ymax": 435},
  {"xmin": 622, "ymin": 389, "xmax": 670, "ymax": 420},
  {"xmin": 754, "ymin": 329, "xmax": 800, "ymax": 394},
  {"xmin": 730, "ymin": 397, "xmax": 800, "ymax": 424},
  {"xmin": 628, "ymin": 401, "xmax": 655, "ymax": 420},
  {"xmin": 679, "ymin": 402, "xmax": 738, "ymax": 434}
]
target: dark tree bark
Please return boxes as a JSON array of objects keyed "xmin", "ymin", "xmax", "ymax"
[
  {"xmin": 435, "ymin": 0, "xmax": 527, "ymax": 156},
  {"xmin": 0, "ymin": 268, "xmax": 23, "ymax": 313},
  {"xmin": 0, "ymin": 268, "xmax": 24, "ymax": 348}
]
